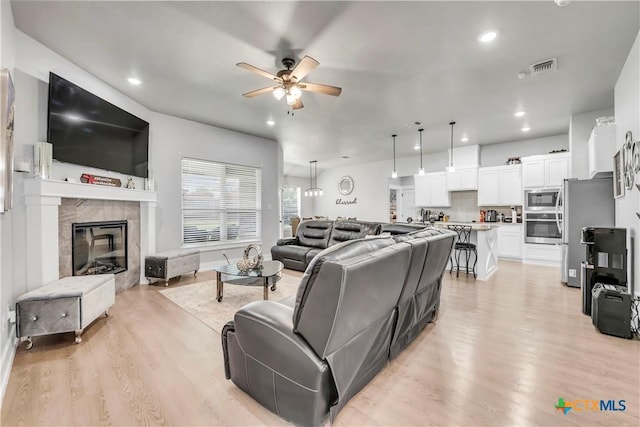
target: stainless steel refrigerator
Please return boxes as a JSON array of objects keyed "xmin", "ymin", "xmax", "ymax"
[{"xmin": 559, "ymin": 176, "xmax": 615, "ymax": 287}]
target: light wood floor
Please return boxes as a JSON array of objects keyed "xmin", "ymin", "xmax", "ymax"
[{"xmin": 2, "ymin": 261, "xmax": 638, "ymax": 426}]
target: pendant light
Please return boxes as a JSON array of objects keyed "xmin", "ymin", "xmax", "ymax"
[
  {"xmin": 391, "ymin": 134, "xmax": 398, "ymax": 178},
  {"xmin": 418, "ymin": 128, "xmax": 425, "ymax": 175},
  {"xmin": 446, "ymin": 121, "xmax": 456, "ymax": 173},
  {"xmin": 304, "ymin": 160, "xmax": 323, "ymax": 197}
]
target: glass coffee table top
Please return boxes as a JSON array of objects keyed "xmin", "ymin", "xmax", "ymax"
[
  {"xmin": 213, "ymin": 260, "xmax": 284, "ymax": 302},
  {"xmin": 213, "ymin": 260, "xmax": 284, "ymax": 278}
]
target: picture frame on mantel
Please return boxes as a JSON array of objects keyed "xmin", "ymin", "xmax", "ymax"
[
  {"xmin": 0, "ymin": 68, "xmax": 16, "ymax": 213},
  {"xmin": 613, "ymin": 149, "xmax": 624, "ymax": 199}
]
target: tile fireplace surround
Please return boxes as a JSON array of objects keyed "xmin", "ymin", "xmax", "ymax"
[{"xmin": 23, "ymin": 179, "xmax": 157, "ymax": 292}]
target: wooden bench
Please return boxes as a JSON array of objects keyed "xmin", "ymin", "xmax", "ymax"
[
  {"xmin": 144, "ymin": 249, "xmax": 200, "ymax": 285},
  {"xmin": 16, "ymin": 274, "xmax": 116, "ymax": 349}
]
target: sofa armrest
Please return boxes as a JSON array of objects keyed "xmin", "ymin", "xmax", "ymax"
[
  {"xmin": 232, "ymin": 301, "xmax": 328, "ymax": 381},
  {"xmin": 223, "ymin": 301, "xmax": 336, "ymax": 426},
  {"xmin": 276, "ymin": 237, "xmax": 299, "ymax": 246}
]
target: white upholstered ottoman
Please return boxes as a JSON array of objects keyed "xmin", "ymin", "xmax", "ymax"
[
  {"xmin": 16, "ymin": 274, "xmax": 115, "ymax": 349},
  {"xmin": 144, "ymin": 249, "xmax": 200, "ymax": 285}
]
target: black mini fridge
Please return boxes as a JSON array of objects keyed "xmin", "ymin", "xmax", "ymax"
[{"xmin": 580, "ymin": 227, "xmax": 628, "ymax": 316}]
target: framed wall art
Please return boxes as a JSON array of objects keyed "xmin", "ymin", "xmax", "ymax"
[
  {"xmin": 0, "ymin": 68, "xmax": 15, "ymax": 213},
  {"xmin": 613, "ymin": 149, "xmax": 624, "ymax": 199}
]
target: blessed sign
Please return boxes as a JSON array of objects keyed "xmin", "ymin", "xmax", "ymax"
[{"xmin": 80, "ymin": 173, "xmax": 122, "ymax": 187}]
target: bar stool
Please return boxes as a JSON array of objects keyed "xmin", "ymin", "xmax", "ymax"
[{"xmin": 448, "ymin": 225, "xmax": 477, "ymax": 279}]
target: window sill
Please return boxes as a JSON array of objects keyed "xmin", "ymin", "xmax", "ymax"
[{"xmin": 181, "ymin": 239, "xmax": 263, "ymax": 252}]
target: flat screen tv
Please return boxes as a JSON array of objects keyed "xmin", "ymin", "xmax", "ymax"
[{"xmin": 47, "ymin": 72, "xmax": 149, "ymax": 178}]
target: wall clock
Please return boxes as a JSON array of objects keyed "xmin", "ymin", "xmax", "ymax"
[{"xmin": 338, "ymin": 176, "xmax": 354, "ymax": 195}]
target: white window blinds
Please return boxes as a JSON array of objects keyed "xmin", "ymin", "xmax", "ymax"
[{"xmin": 182, "ymin": 158, "xmax": 262, "ymax": 245}]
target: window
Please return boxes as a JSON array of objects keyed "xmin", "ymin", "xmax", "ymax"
[
  {"xmin": 182, "ymin": 158, "xmax": 261, "ymax": 246},
  {"xmin": 281, "ymin": 187, "xmax": 301, "ymax": 227}
]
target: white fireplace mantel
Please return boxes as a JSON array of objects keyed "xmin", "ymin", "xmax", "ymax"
[{"xmin": 23, "ymin": 178, "xmax": 157, "ymax": 290}]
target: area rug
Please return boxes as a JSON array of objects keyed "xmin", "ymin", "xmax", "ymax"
[{"xmin": 158, "ymin": 271, "xmax": 302, "ymax": 334}]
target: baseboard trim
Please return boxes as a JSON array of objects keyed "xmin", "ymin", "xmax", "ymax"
[{"xmin": 0, "ymin": 326, "xmax": 17, "ymax": 407}]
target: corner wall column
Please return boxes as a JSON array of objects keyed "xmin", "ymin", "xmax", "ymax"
[
  {"xmin": 139, "ymin": 200, "xmax": 157, "ymax": 284},
  {"xmin": 25, "ymin": 194, "xmax": 62, "ymax": 291}
]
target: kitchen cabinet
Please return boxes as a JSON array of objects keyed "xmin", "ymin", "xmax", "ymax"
[
  {"xmin": 522, "ymin": 153, "xmax": 570, "ymax": 188},
  {"xmin": 446, "ymin": 167, "xmax": 478, "ymax": 191},
  {"xmin": 414, "ymin": 172, "xmax": 451, "ymax": 207},
  {"xmin": 588, "ymin": 124, "xmax": 615, "ymax": 178},
  {"xmin": 497, "ymin": 224, "xmax": 523, "ymax": 259},
  {"xmin": 477, "ymin": 164, "xmax": 522, "ymax": 206},
  {"xmin": 523, "ymin": 243, "xmax": 562, "ymax": 266}
]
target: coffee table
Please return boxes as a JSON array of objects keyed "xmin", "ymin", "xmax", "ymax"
[{"xmin": 213, "ymin": 260, "xmax": 284, "ymax": 302}]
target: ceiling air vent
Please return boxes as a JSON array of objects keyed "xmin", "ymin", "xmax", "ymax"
[{"xmin": 530, "ymin": 58, "xmax": 557, "ymax": 75}]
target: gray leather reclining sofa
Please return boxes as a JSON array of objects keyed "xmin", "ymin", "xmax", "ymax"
[
  {"xmin": 222, "ymin": 227, "xmax": 456, "ymax": 426},
  {"xmin": 271, "ymin": 219, "xmax": 427, "ymax": 271}
]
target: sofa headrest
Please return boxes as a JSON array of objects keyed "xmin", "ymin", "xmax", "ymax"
[
  {"xmin": 296, "ymin": 220, "xmax": 334, "ymax": 249},
  {"xmin": 392, "ymin": 226, "xmax": 454, "ymax": 242},
  {"xmin": 292, "ymin": 236, "xmax": 410, "ymax": 358},
  {"xmin": 380, "ymin": 223, "xmax": 430, "ymax": 236},
  {"xmin": 328, "ymin": 220, "xmax": 381, "ymax": 246}
]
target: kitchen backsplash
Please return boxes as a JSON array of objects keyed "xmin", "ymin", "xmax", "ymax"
[{"xmin": 434, "ymin": 191, "xmax": 517, "ymax": 222}]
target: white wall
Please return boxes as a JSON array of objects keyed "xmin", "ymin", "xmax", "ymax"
[
  {"xmin": 569, "ymin": 107, "xmax": 614, "ymax": 180},
  {"xmin": 151, "ymin": 112, "xmax": 280, "ymax": 265},
  {"xmin": 614, "ymin": 30, "xmax": 640, "ymax": 297},
  {"xmin": 0, "ymin": 0, "xmax": 16, "ymax": 405}
]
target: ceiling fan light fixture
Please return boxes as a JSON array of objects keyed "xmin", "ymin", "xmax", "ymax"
[
  {"xmin": 289, "ymin": 85, "xmax": 302, "ymax": 99},
  {"xmin": 272, "ymin": 87, "xmax": 285, "ymax": 100},
  {"xmin": 286, "ymin": 94, "xmax": 297, "ymax": 105}
]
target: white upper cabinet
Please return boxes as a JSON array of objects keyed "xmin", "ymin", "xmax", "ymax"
[
  {"xmin": 522, "ymin": 152, "xmax": 570, "ymax": 188},
  {"xmin": 446, "ymin": 167, "xmax": 478, "ymax": 191},
  {"xmin": 414, "ymin": 172, "xmax": 451, "ymax": 207},
  {"xmin": 477, "ymin": 164, "xmax": 522, "ymax": 206},
  {"xmin": 588, "ymin": 125, "xmax": 615, "ymax": 178}
]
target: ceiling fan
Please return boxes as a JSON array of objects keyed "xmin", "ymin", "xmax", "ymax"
[{"xmin": 237, "ymin": 55, "xmax": 342, "ymax": 110}]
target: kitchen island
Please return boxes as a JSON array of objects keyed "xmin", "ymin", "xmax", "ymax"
[{"xmin": 432, "ymin": 221, "xmax": 498, "ymax": 280}]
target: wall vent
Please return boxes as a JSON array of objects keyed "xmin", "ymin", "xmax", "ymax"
[{"xmin": 530, "ymin": 57, "xmax": 558, "ymax": 75}]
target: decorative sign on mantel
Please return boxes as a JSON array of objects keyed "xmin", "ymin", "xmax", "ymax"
[
  {"xmin": 336, "ymin": 197, "xmax": 357, "ymax": 205},
  {"xmin": 80, "ymin": 173, "xmax": 122, "ymax": 187}
]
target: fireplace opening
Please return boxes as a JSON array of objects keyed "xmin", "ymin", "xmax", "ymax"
[{"xmin": 72, "ymin": 220, "xmax": 128, "ymax": 276}]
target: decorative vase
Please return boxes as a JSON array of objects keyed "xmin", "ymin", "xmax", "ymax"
[
  {"xmin": 34, "ymin": 141, "xmax": 52, "ymax": 179},
  {"xmin": 236, "ymin": 244, "xmax": 263, "ymax": 273}
]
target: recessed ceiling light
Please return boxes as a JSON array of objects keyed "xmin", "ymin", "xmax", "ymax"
[
  {"xmin": 478, "ymin": 30, "xmax": 498, "ymax": 43},
  {"xmin": 554, "ymin": 0, "xmax": 571, "ymax": 6},
  {"xmin": 413, "ymin": 143, "xmax": 420, "ymax": 150},
  {"xmin": 461, "ymin": 136, "xmax": 469, "ymax": 142},
  {"xmin": 521, "ymin": 126, "xmax": 531, "ymax": 132},
  {"xmin": 127, "ymin": 77, "xmax": 141, "ymax": 85},
  {"xmin": 266, "ymin": 120, "xmax": 275, "ymax": 126},
  {"xmin": 514, "ymin": 111, "xmax": 526, "ymax": 118}
]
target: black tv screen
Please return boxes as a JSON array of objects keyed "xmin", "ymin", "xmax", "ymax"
[{"xmin": 47, "ymin": 72, "xmax": 149, "ymax": 178}]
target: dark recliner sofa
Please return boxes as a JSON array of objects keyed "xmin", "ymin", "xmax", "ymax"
[
  {"xmin": 222, "ymin": 228, "xmax": 456, "ymax": 426},
  {"xmin": 271, "ymin": 219, "xmax": 428, "ymax": 271}
]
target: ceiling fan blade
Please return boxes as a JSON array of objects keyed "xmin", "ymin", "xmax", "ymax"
[
  {"xmin": 290, "ymin": 55, "xmax": 319, "ymax": 82},
  {"xmin": 292, "ymin": 98, "xmax": 304, "ymax": 110},
  {"xmin": 299, "ymin": 82, "xmax": 342, "ymax": 96},
  {"xmin": 242, "ymin": 86, "xmax": 276, "ymax": 98},
  {"xmin": 236, "ymin": 62, "xmax": 281, "ymax": 82}
]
